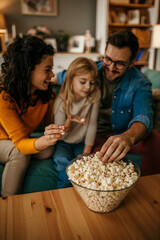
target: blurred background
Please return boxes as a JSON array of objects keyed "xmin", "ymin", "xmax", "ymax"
[{"xmin": 0, "ymin": 0, "xmax": 160, "ymax": 71}]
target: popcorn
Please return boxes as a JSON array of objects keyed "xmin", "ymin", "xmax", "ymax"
[
  {"xmin": 67, "ymin": 153, "xmax": 140, "ymax": 212},
  {"xmin": 80, "ymin": 118, "xmax": 85, "ymax": 123},
  {"xmin": 59, "ymin": 125, "xmax": 65, "ymax": 130},
  {"xmin": 59, "ymin": 125, "xmax": 65, "ymax": 135}
]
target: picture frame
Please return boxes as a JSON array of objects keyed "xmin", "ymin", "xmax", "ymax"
[
  {"xmin": 128, "ymin": 10, "xmax": 140, "ymax": 25},
  {"xmin": 21, "ymin": 0, "xmax": 58, "ymax": 16},
  {"xmin": 68, "ymin": 35, "xmax": 85, "ymax": 53}
]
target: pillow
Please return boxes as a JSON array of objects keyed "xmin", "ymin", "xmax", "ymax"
[
  {"xmin": 141, "ymin": 68, "xmax": 160, "ymax": 132},
  {"xmin": 141, "ymin": 68, "xmax": 160, "ymax": 89}
]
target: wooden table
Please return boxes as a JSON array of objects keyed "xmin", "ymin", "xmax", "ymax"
[{"xmin": 0, "ymin": 174, "xmax": 160, "ymax": 240}]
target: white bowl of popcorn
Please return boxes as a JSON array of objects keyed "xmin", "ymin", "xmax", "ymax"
[{"xmin": 66, "ymin": 153, "xmax": 140, "ymax": 213}]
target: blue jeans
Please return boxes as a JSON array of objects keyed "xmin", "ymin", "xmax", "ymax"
[{"xmin": 53, "ymin": 140, "xmax": 84, "ymax": 189}]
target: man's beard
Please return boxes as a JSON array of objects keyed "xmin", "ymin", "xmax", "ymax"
[{"xmin": 103, "ymin": 66, "xmax": 121, "ymax": 83}]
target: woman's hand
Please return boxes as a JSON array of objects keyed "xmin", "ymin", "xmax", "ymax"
[
  {"xmin": 44, "ymin": 124, "xmax": 65, "ymax": 142},
  {"xmin": 34, "ymin": 124, "xmax": 65, "ymax": 151}
]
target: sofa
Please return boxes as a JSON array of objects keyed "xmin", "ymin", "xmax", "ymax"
[{"xmin": 0, "ymin": 68, "xmax": 160, "ymax": 195}]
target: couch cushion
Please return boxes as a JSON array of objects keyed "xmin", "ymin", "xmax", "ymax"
[
  {"xmin": 142, "ymin": 68, "xmax": 160, "ymax": 89},
  {"xmin": 0, "ymin": 158, "xmax": 58, "ymax": 196},
  {"xmin": 142, "ymin": 68, "xmax": 160, "ymax": 132},
  {"xmin": 22, "ymin": 158, "xmax": 58, "ymax": 193}
]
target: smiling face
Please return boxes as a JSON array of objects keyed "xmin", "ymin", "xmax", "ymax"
[
  {"xmin": 72, "ymin": 72, "xmax": 96, "ymax": 101},
  {"xmin": 103, "ymin": 43, "xmax": 134, "ymax": 82},
  {"xmin": 30, "ymin": 55, "xmax": 54, "ymax": 95}
]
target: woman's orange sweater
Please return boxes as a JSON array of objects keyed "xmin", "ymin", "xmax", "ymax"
[{"xmin": 0, "ymin": 91, "xmax": 54, "ymax": 154}]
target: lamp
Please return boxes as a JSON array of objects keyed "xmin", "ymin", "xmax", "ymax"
[
  {"xmin": 152, "ymin": 25, "xmax": 160, "ymax": 48},
  {"xmin": 152, "ymin": 24, "xmax": 160, "ymax": 69}
]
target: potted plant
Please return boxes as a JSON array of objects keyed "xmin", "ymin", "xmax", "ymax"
[{"xmin": 54, "ymin": 30, "xmax": 70, "ymax": 52}]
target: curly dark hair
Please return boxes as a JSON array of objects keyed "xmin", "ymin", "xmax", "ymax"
[
  {"xmin": 0, "ymin": 35, "xmax": 55, "ymax": 114},
  {"xmin": 106, "ymin": 30, "xmax": 139, "ymax": 62}
]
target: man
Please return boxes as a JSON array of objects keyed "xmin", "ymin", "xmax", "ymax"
[{"xmin": 52, "ymin": 31, "xmax": 153, "ymax": 163}]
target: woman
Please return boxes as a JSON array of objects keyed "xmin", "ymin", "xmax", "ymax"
[{"xmin": 0, "ymin": 35, "xmax": 64, "ymax": 196}]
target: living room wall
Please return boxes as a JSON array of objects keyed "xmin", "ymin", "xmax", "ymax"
[{"xmin": 1, "ymin": 0, "xmax": 96, "ymax": 38}]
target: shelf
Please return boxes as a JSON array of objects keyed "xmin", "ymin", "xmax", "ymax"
[
  {"xmin": 109, "ymin": 3, "xmax": 154, "ymax": 8},
  {"xmin": 139, "ymin": 45, "xmax": 150, "ymax": 48},
  {"xmin": 109, "ymin": 23, "xmax": 152, "ymax": 28},
  {"xmin": 134, "ymin": 61, "xmax": 148, "ymax": 66}
]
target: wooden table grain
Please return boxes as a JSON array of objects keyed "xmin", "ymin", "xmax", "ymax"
[{"xmin": 0, "ymin": 174, "xmax": 160, "ymax": 240}]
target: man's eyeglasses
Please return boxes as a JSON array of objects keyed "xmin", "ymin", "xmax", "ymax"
[{"xmin": 102, "ymin": 56, "xmax": 127, "ymax": 70}]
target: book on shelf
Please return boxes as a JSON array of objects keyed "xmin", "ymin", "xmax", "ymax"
[
  {"xmin": 136, "ymin": 50, "xmax": 149, "ymax": 62},
  {"xmin": 140, "ymin": 9, "xmax": 150, "ymax": 24},
  {"xmin": 136, "ymin": 50, "xmax": 144, "ymax": 61},
  {"xmin": 110, "ymin": 11, "xmax": 119, "ymax": 23}
]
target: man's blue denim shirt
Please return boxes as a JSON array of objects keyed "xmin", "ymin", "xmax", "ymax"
[{"xmin": 57, "ymin": 61, "xmax": 153, "ymax": 134}]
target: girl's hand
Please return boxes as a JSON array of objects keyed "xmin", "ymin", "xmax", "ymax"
[
  {"xmin": 70, "ymin": 115, "xmax": 87, "ymax": 125},
  {"xmin": 64, "ymin": 115, "xmax": 87, "ymax": 132}
]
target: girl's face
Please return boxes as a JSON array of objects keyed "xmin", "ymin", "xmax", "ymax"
[
  {"xmin": 72, "ymin": 72, "xmax": 96, "ymax": 101},
  {"xmin": 30, "ymin": 55, "xmax": 54, "ymax": 95}
]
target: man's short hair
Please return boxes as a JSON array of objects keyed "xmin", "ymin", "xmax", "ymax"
[{"xmin": 106, "ymin": 31, "xmax": 139, "ymax": 61}]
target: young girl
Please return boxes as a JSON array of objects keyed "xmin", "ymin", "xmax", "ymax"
[
  {"xmin": 52, "ymin": 57, "xmax": 100, "ymax": 188},
  {"xmin": 0, "ymin": 35, "xmax": 64, "ymax": 196}
]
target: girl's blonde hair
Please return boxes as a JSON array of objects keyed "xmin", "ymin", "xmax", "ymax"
[{"xmin": 59, "ymin": 57, "xmax": 99, "ymax": 115}]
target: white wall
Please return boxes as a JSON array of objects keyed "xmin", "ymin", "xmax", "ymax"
[
  {"xmin": 1, "ymin": 0, "xmax": 97, "ymax": 38},
  {"xmin": 148, "ymin": 0, "xmax": 160, "ymax": 70},
  {"xmin": 95, "ymin": 0, "xmax": 109, "ymax": 54}
]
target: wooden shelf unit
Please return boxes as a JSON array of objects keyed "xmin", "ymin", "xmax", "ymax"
[
  {"xmin": 109, "ymin": 1, "xmax": 155, "ymax": 67},
  {"xmin": 109, "ymin": 23, "xmax": 152, "ymax": 27}
]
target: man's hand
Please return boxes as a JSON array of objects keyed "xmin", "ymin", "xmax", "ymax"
[
  {"xmin": 98, "ymin": 122, "xmax": 147, "ymax": 162},
  {"xmin": 97, "ymin": 133, "xmax": 133, "ymax": 162}
]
